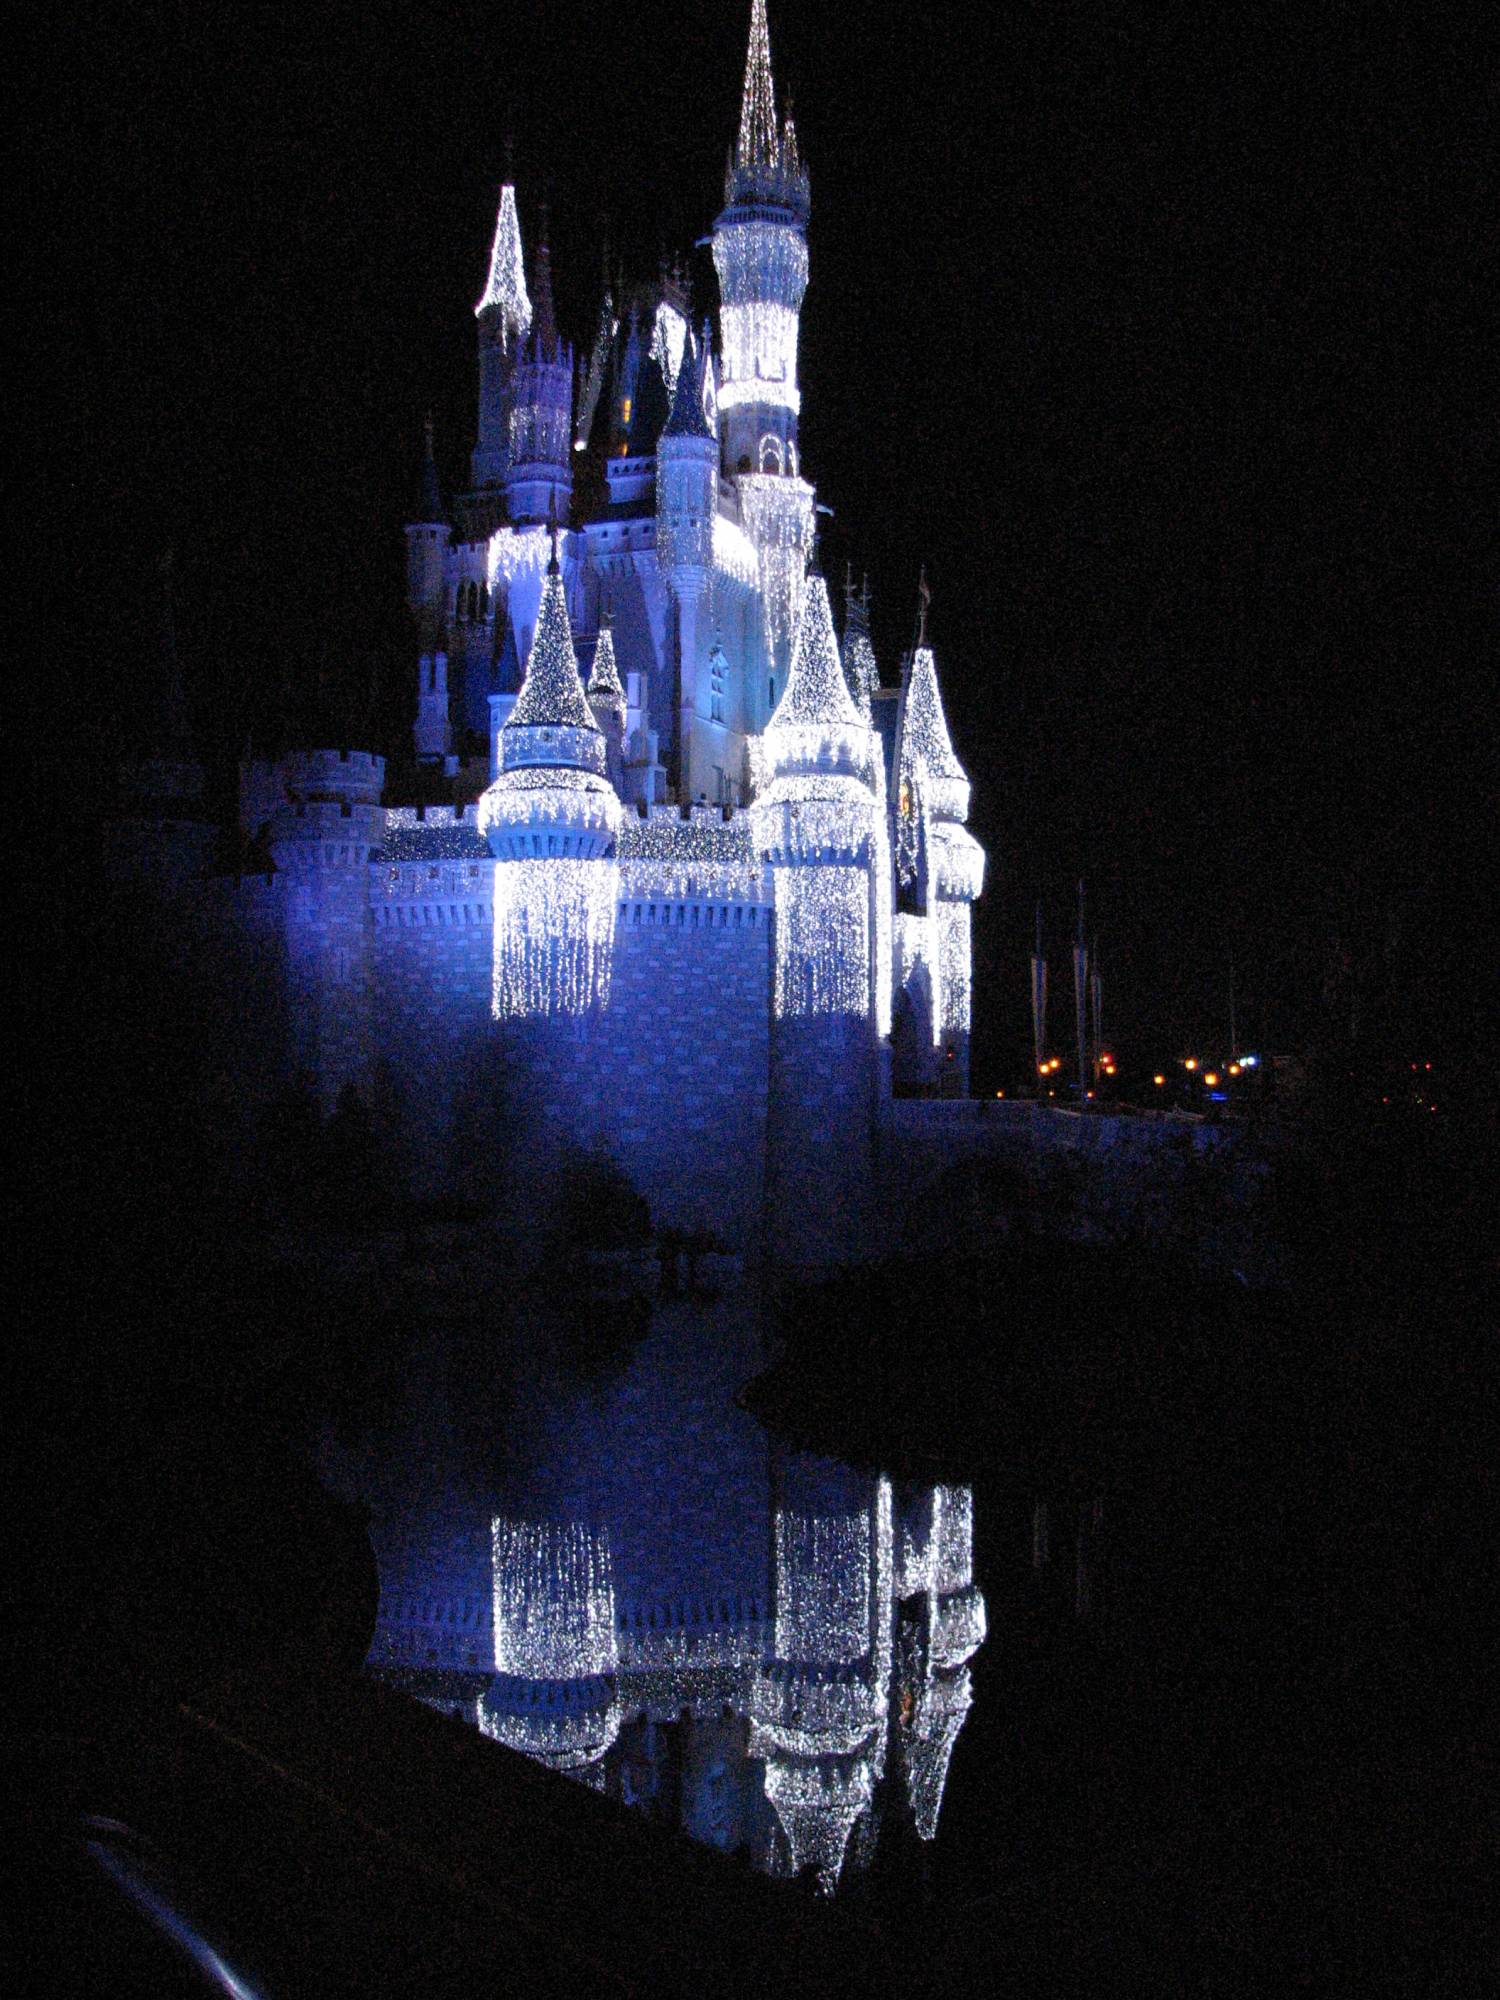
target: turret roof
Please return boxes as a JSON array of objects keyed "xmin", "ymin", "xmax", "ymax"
[
  {"xmin": 769, "ymin": 571, "xmax": 861, "ymax": 732},
  {"xmin": 475, "ymin": 183, "xmax": 532, "ymax": 339},
  {"xmin": 898, "ymin": 644, "xmax": 967, "ymax": 784},
  {"xmin": 585, "ymin": 621, "xmax": 626, "ymax": 708},
  {"xmin": 506, "ymin": 564, "xmax": 599, "ymax": 734},
  {"xmin": 661, "ymin": 329, "xmax": 714, "ymax": 441}
]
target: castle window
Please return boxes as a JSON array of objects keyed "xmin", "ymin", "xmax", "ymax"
[
  {"xmin": 768, "ymin": 677, "xmax": 775, "ymax": 711},
  {"xmin": 759, "ymin": 435, "xmax": 783, "ymax": 476}
]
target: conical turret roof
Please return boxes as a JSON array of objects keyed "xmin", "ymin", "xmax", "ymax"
[
  {"xmin": 898, "ymin": 645, "xmax": 966, "ymax": 785},
  {"xmin": 506, "ymin": 561, "xmax": 598, "ymax": 734},
  {"xmin": 475, "ymin": 183, "xmax": 532, "ymax": 342},
  {"xmin": 661, "ymin": 328, "xmax": 714, "ymax": 441},
  {"xmin": 769, "ymin": 570, "xmax": 861, "ymax": 732},
  {"xmin": 585, "ymin": 620, "xmax": 626, "ymax": 710}
]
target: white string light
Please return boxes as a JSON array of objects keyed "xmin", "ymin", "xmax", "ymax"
[
  {"xmin": 474, "ymin": 183, "xmax": 532, "ymax": 338},
  {"xmin": 491, "ymin": 1517, "xmax": 617, "ymax": 1680}
]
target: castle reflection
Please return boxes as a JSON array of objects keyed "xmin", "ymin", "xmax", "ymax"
[{"xmin": 352, "ymin": 1294, "xmax": 985, "ymax": 1891}]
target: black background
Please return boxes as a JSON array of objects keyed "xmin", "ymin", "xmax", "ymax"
[{"xmin": 25, "ymin": 0, "xmax": 1491, "ymax": 1090}]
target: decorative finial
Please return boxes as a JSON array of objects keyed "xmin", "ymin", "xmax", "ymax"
[
  {"xmin": 547, "ymin": 497, "xmax": 560, "ymax": 574},
  {"xmin": 916, "ymin": 564, "xmax": 931, "ymax": 648}
]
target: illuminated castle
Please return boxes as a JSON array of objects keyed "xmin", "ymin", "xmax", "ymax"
[{"xmin": 132, "ymin": 2, "xmax": 986, "ymax": 1263}]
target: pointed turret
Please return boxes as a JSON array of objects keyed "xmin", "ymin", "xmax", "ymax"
[
  {"xmin": 473, "ymin": 183, "xmax": 531, "ymax": 489},
  {"xmin": 475, "ymin": 183, "xmax": 533, "ymax": 337},
  {"xmin": 715, "ymin": 1, "xmax": 811, "ymax": 483},
  {"xmin": 586, "ymin": 616, "xmax": 627, "ymax": 789},
  {"xmin": 661, "ymin": 325, "xmax": 714, "ymax": 441},
  {"xmin": 725, "ymin": 0, "xmax": 808, "ymax": 219},
  {"xmin": 841, "ymin": 570, "xmax": 879, "ymax": 725},
  {"xmin": 767, "ymin": 566, "xmax": 861, "ymax": 739},
  {"xmin": 506, "ymin": 546, "xmax": 598, "ymax": 741},
  {"xmin": 890, "ymin": 578, "xmax": 984, "ymax": 1094},
  {"xmin": 505, "ymin": 213, "xmax": 574, "ymax": 525},
  {"xmin": 479, "ymin": 546, "xmax": 622, "ymax": 1018}
]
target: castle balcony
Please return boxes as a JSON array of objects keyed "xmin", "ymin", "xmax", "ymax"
[
  {"xmin": 930, "ymin": 822, "xmax": 985, "ymax": 903},
  {"xmin": 479, "ymin": 765, "xmax": 622, "ymax": 862},
  {"xmin": 751, "ymin": 774, "xmax": 878, "ymax": 867}
]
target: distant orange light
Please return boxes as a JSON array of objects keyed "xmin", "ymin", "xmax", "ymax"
[
  {"xmin": 1228, "ymin": 1063, "xmax": 1241, "ymax": 1076},
  {"xmin": 1425, "ymin": 1062, "xmax": 1432, "ymax": 1071},
  {"xmin": 1153, "ymin": 1074, "xmax": 1165, "ymax": 1086},
  {"xmin": 995, "ymin": 1090, "xmax": 1004, "ymax": 1098},
  {"xmin": 1184, "ymin": 1058, "xmax": 1199, "ymax": 1071},
  {"xmin": 1204, "ymin": 1072, "xmax": 1220, "ymax": 1087},
  {"xmin": 1086, "ymin": 1090, "xmax": 1095, "ymax": 1099}
]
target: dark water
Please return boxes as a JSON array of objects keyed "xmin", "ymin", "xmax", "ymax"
[{"xmin": 327, "ymin": 1282, "xmax": 993, "ymax": 1893}]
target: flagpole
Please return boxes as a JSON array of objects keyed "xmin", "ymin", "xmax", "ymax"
[
  {"xmin": 1031, "ymin": 901, "xmax": 1048, "ymax": 1086},
  {"xmin": 1074, "ymin": 880, "xmax": 1089, "ymax": 1108}
]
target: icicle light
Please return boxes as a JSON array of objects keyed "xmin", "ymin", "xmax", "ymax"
[
  {"xmin": 774, "ymin": 1508, "xmax": 871, "ymax": 1661},
  {"xmin": 492, "ymin": 856, "xmax": 617, "ymax": 1018},
  {"xmin": 773, "ymin": 866, "xmax": 869, "ymax": 1018},
  {"xmin": 492, "ymin": 1518, "xmax": 617, "ymax": 1681}
]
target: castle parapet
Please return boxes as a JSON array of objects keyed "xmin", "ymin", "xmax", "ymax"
[{"xmin": 283, "ymin": 748, "xmax": 386, "ymax": 807}]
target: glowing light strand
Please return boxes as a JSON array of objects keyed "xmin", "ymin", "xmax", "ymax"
[
  {"xmin": 491, "ymin": 857, "xmax": 618, "ymax": 1017},
  {"xmin": 491, "ymin": 1518, "xmax": 617, "ymax": 1680},
  {"xmin": 474, "ymin": 183, "xmax": 532, "ymax": 336}
]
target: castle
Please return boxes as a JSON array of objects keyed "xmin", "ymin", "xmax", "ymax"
[{"xmin": 118, "ymin": 1, "xmax": 986, "ymax": 1266}]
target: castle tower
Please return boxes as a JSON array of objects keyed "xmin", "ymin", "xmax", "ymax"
[
  {"xmin": 267, "ymin": 749, "xmax": 386, "ymax": 1111},
  {"xmin": 714, "ymin": 1, "xmax": 815, "ymax": 705},
  {"xmin": 480, "ymin": 1517, "xmax": 624, "ymax": 1789},
  {"xmin": 478, "ymin": 541, "xmax": 622, "ymax": 1021},
  {"xmin": 472, "ymin": 182, "xmax": 532, "ymax": 490},
  {"xmin": 891, "ymin": 591, "xmax": 985, "ymax": 1094},
  {"xmin": 713, "ymin": 0, "xmax": 809, "ymax": 483},
  {"xmin": 407, "ymin": 416, "xmax": 455, "ymax": 767},
  {"xmin": 656, "ymin": 330, "xmax": 721, "ymax": 799},
  {"xmin": 753, "ymin": 567, "xmax": 881, "ymax": 1266},
  {"xmin": 505, "ymin": 214, "xmax": 574, "ymax": 528},
  {"xmin": 585, "ymin": 613, "xmax": 627, "ymax": 790},
  {"xmin": 751, "ymin": 1461, "xmax": 892, "ymax": 1890}
]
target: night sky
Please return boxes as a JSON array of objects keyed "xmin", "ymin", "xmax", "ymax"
[{"xmin": 30, "ymin": 0, "xmax": 1489, "ymax": 1091}]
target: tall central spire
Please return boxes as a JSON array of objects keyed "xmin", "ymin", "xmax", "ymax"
[
  {"xmin": 723, "ymin": 0, "xmax": 808, "ymax": 219},
  {"xmin": 738, "ymin": 0, "xmax": 778, "ymax": 170}
]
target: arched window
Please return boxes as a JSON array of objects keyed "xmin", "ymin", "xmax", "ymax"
[
  {"xmin": 479, "ymin": 581, "xmax": 490, "ymax": 618},
  {"xmin": 454, "ymin": 585, "xmax": 465, "ymax": 622},
  {"xmin": 759, "ymin": 434, "xmax": 783, "ymax": 476}
]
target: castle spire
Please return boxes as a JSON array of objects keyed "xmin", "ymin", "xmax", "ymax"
[
  {"xmin": 661, "ymin": 327, "xmax": 713, "ymax": 441},
  {"xmin": 586, "ymin": 615, "xmax": 626, "ymax": 710},
  {"xmin": 724, "ymin": 0, "xmax": 809, "ymax": 218},
  {"xmin": 738, "ymin": 0, "xmax": 779, "ymax": 170},
  {"xmin": 531, "ymin": 204, "xmax": 560, "ymax": 362},
  {"xmin": 769, "ymin": 570, "xmax": 861, "ymax": 733},
  {"xmin": 507, "ymin": 564, "xmax": 596, "ymax": 735},
  {"xmin": 475, "ymin": 181, "xmax": 532, "ymax": 344}
]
